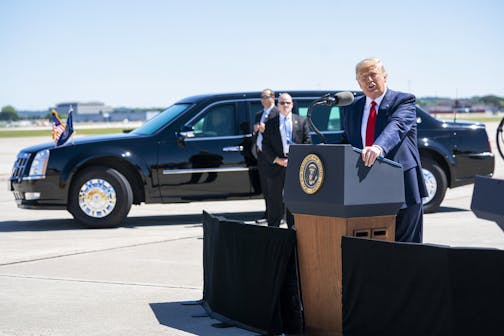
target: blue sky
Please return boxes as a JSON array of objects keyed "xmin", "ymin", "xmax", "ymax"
[{"xmin": 1, "ymin": 0, "xmax": 503, "ymax": 110}]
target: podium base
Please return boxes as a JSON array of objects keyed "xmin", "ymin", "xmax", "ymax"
[{"xmin": 294, "ymin": 213, "xmax": 396, "ymax": 335}]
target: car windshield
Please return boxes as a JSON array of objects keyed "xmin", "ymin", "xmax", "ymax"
[{"xmin": 131, "ymin": 103, "xmax": 192, "ymax": 135}]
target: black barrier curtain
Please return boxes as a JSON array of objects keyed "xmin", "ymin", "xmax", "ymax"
[
  {"xmin": 342, "ymin": 237, "xmax": 504, "ymax": 336},
  {"xmin": 202, "ymin": 211, "xmax": 302, "ymax": 335},
  {"xmin": 448, "ymin": 247, "xmax": 504, "ymax": 336}
]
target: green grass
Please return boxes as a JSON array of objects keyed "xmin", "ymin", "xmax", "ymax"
[
  {"xmin": 433, "ymin": 114, "xmax": 503, "ymax": 123},
  {"xmin": 0, "ymin": 127, "xmax": 133, "ymax": 138}
]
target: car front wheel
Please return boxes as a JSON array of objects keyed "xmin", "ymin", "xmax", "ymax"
[
  {"xmin": 421, "ymin": 157, "xmax": 448, "ymax": 213},
  {"xmin": 68, "ymin": 166, "xmax": 133, "ymax": 228}
]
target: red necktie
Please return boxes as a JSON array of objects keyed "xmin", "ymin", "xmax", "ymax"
[{"xmin": 365, "ymin": 101, "xmax": 377, "ymax": 147}]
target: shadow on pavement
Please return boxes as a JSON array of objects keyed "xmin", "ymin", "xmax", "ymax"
[
  {"xmin": 0, "ymin": 218, "xmax": 85, "ymax": 232},
  {"xmin": 123, "ymin": 214, "xmax": 204, "ymax": 227},
  {"xmin": 433, "ymin": 206, "xmax": 471, "ymax": 213},
  {"xmin": 124, "ymin": 211, "xmax": 263, "ymax": 227},
  {"xmin": 150, "ymin": 301, "xmax": 247, "ymax": 336},
  {"xmin": 0, "ymin": 211, "xmax": 264, "ymax": 232}
]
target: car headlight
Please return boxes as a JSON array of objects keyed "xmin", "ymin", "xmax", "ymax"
[{"xmin": 27, "ymin": 149, "xmax": 50, "ymax": 179}]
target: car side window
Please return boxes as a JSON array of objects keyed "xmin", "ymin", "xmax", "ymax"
[
  {"xmin": 250, "ymin": 102, "xmax": 263, "ymax": 121},
  {"xmin": 249, "ymin": 101, "xmax": 268, "ymax": 128},
  {"xmin": 327, "ymin": 107, "xmax": 342, "ymax": 131},
  {"xmin": 297, "ymin": 102, "xmax": 342, "ymax": 131},
  {"xmin": 192, "ymin": 104, "xmax": 238, "ymax": 137}
]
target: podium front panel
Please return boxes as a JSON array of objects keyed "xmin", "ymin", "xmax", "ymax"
[{"xmin": 284, "ymin": 144, "xmax": 404, "ymax": 218}]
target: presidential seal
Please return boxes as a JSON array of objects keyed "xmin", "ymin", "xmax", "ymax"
[{"xmin": 299, "ymin": 154, "xmax": 324, "ymax": 194}]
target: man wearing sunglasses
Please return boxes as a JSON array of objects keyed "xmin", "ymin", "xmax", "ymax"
[
  {"xmin": 262, "ymin": 93, "xmax": 312, "ymax": 228},
  {"xmin": 253, "ymin": 88, "xmax": 279, "ymax": 224}
]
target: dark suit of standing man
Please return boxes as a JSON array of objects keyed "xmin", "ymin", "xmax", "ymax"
[
  {"xmin": 253, "ymin": 89, "xmax": 279, "ymax": 224},
  {"xmin": 341, "ymin": 57, "xmax": 427, "ymax": 243},
  {"xmin": 262, "ymin": 93, "xmax": 312, "ymax": 228}
]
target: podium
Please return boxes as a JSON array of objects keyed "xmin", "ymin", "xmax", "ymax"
[
  {"xmin": 471, "ymin": 176, "xmax": 504, "ymax": 231},
  {"xmin": 284, "ymin": 144, "xmax": 405, "ymax": 335}
]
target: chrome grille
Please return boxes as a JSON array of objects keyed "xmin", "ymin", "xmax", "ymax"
[
  {"xmin": 13, "ymin": 191, "xmax": 23, "ymax": 200},
  {"xmin": 11, "ymin": 152, "xmax": 31, "ymax": 182}
]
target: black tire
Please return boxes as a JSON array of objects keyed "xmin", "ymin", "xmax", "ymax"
[
  {"xmin": 68, "ymin": 167, "xmax": 133, "ymax": 228},
  {"xmin": 421, "ymin": 156, "xmax": 448, "ymax": 213},
  {"xmin": 497, "ymin": 117, "xmax": 504, "ymax": 161}
]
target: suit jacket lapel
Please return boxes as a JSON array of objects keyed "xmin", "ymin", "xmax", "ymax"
[
  {"xmin": 354, "ymin": 97, "xmax": 366, "ymax": 148},
  {"xmin": 376, "ymin": 90, "xmax": 393, "ymax": 134},
  {"xmin": 268, "ymin": 106, "xmax": 278, "ymax": 122},
  {"xmin": 291, "ymin": 115, "xmax": 300, "ymax": 143},
  {"xmin": 272, "ymin": 116, "xmax": 282, "ymax": 149}
]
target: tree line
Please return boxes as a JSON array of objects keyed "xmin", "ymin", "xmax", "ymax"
[
  {"xmin": 0, "ymin": 105, "xmax": 19, "ymax": 121},
  {"xmin": 417, "ymin": 95, "xmax": 504, "ymax": 110}
]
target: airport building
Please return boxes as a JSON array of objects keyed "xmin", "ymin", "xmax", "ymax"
[
  {"xmin": 52, "ymin": 102, "xmax": 154, "ymax": 122},
  {"xmin": 53, "ymin": 102, "xmax": 113, "ymax": 121}
]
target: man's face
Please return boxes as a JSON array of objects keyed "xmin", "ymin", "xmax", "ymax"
[
  {"xmin": 277, "ymin": 95, "xmax": 293, "ymax": 115},
  {"xmin": 356, "ymin": 65, "xmax": 387, "ymax": 100},
  {"xmin": 260, "ymin": 90, "xmax": 274, "ymax": 108}
]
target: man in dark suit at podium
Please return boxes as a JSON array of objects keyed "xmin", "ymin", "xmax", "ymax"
[
  {"xmin": 262, "ymin": 93, "xmax": 312, "ymax": 228},
  {"xmin": 341, "ymin": 57, "xmax": 427, "ymax": 243}
]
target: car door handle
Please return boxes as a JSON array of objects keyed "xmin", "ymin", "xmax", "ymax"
[{"xmin": 222, "ymin": 146, "xmax": 243, "ymax": 152}]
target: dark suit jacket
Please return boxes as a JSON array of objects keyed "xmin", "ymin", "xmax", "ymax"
[
  {"xmin": 341, "ymin": 89, "xmax": 427, "ymax": 205},
  {"xmin": 262, "ymin": 113, "xmax": 312, "ymax": 170},
  {"xmin": 255, "ymin": 106, "xmax": 279, "ymax": 124},
  {"xmin": 253, "ymin": 106, "xmax": 279, "ymax": 147}
]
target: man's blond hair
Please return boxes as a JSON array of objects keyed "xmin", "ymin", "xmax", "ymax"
[{"xmin": 355, "ymin": 57, "xmax": 387, "ymax": 79}]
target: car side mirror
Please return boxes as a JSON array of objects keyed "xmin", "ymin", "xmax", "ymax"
[
  {"xmin": 179, "ymin": 130, "xmax": 195, "ymax": 138},
  {"xmin": 178, "ymin": 125, "xmax": 195, "ymax": 138},
  {"xmin": 177, "ymin": 126, "xmax": 195, "ymax": 147}
]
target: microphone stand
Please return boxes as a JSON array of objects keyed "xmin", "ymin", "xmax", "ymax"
[{"xmin": 306, "ymin": 93, "xmax": 331, "ymax": 144}]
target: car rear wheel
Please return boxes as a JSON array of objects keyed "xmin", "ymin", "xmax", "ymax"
[
  {"xmin": 421, "ymin": 156, "xmax": 448, "ymax": 213},
  {"xmin": 497, "ymin": 117, "xmax": 504, "ymax": 160},
  {"xmin": 69, "ymin": 166, "xmax": 133, "ymax": 228}
]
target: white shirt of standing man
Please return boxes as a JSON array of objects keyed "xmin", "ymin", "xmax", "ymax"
[
  {"xmin": 254, "ymin": 89, "xmax": 275, "ymax": 151},
  {"xmin": 273, "ymin": 93, "xmax": 294, "ymax": 168}
]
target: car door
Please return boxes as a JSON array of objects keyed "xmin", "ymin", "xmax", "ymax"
[{"xmin": 157, "ymin": 101, "xmax": 255, "ymax": 201}]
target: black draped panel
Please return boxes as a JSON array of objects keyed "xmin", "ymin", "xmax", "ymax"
[
  {"xmin": 342, "ymin": 237, "xmax": 504, "ymax": 336},
  {"xmin": 202, "ymin": 211, "xmax": 301, "ymax": 334},
  {"xmin": 449, "ymin": 247, "xmax": 504, "ymax": 336}
]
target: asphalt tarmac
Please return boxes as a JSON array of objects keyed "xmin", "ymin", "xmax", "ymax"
[{"xmin": 0, "ymin": 122, "xmax": 503, "ymax": 335}]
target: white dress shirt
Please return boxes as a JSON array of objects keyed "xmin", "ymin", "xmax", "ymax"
[
  {"xmin": 360, "ymin": 90, "xmax": 386, "ymax": 147},
  {"xmin": 279, "ymin": 113, "xmax": 292, "ymax": 154}
]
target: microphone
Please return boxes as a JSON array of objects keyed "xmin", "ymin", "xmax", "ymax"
[
  {"xmin": 307, "ymin": 92, "xmax": 354, "ymax": 144},
  {"xmin": 321, "ymin": 91, "xmax": 355, "ymax": 106}
]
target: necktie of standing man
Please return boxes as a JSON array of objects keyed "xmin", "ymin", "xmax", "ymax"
[
  {"xmin": 365, "ymin": 101, "xmax": 377, "ymax": 146},
  {"xmin": 256, "ymin": 109, "xmax": 270, "ymax": 151},
  {"xmin": 281, "ymin": 115, "xmax": 292, "ymax": 154},
  {"xmin": 285, "ymin": 115, "xmax": 292, "ymax": 144}
]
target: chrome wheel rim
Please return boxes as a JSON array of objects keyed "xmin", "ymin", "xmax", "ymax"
[
  {"xmin": 422, "ymin": 168, "xmax": 437, "ymax": 204},
  {"xmin": 78, "ymin": 178, "xmax": 117, "ymax": 218}
]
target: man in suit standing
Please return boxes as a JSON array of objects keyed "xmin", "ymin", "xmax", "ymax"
[
  {"xmin": 253, "ymin": 89, "xmax": 279, "ymax": 224},
  {"xmin": 262, "ymin": 93, "xmax": 312, "ymax": 228},
  {"xmin": 341, "ymin": 57, "xmax": 427, "ymax": 243}
]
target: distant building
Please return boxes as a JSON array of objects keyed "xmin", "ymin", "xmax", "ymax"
[
  {"xmin": 425, "ymin": 99, "xmax": 488, "ymax": 114},
  {"xmin": 50, "ymin": 101, "xmax": 157, "ymax": 122},
  {"xmin": 53, "ymin": 101, "xmax": 113, "ymax": 119}
]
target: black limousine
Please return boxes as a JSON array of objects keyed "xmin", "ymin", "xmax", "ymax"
[{"xmin": 10, "ymin": 91, "xmax": 495, "ymax": 227}]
